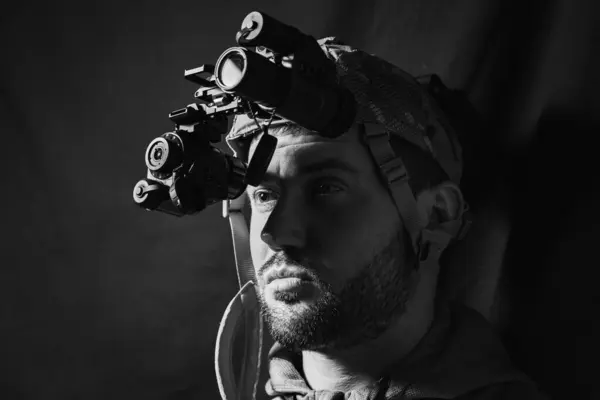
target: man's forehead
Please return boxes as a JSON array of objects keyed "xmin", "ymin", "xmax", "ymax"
[
  {"xmin": 246, "ymin": 124, "xmax": 366, "ymax": 181},
  {"xmin": 247, "ymin": 123, "xmax": 361, "ymax": 160}
]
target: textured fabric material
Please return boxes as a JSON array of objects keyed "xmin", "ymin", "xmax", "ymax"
[
  {"xmin": 225, "ymin": 37, "xmax": 463, "ymax": 187},
  {"xmin": 262, "ymin": 304, "xmax": 540, "ymax": 400}
]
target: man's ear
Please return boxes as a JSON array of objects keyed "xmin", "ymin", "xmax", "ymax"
[{"xmin": 416, "ymin": 182, "xmax": 465, "ymax": 226}]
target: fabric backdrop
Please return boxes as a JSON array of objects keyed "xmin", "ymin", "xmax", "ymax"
[{"xmin": 1, "ymin": 0, "xmax": 597, "ymax": 399}]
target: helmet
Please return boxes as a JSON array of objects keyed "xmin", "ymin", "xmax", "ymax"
[{"xmin": 225, "ymin": 36, "xmax": 470, "ymax": 264}]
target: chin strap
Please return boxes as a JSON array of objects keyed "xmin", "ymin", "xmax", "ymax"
[
  {"xmin": 362, "ymin": 123, "xmax": 472, "ymax": 269},
  {"xmin": 215, "ymin": 195, "xmax": 263, "ymax": 400},
  {"xmin": 417, "ymin": 218, "xmax": 470, "ymax": 268}
]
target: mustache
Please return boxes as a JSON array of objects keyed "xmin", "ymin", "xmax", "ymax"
[{"xmin": 258, "ymin": 252, "xmax": 322, "ymax": 281}]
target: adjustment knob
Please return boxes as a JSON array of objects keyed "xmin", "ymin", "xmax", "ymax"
[{"xmin": 133, "ymin": 179, "xmax": 170, "ymax": 210}]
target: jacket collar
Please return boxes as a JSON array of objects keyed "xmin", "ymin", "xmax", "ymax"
[{"xmin": 264, "ymin": 303, "xmax": 530, "ymax": 399}]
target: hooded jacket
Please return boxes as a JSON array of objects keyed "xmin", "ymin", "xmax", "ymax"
[{"xmin": 261, "ymin": 303, "xmax": 546, "ymax": 400}]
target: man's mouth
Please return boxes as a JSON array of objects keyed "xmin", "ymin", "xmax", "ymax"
[
  {"xmin": 268, "ymin": 277, "xmax": 312, "ymax": 291},
  {"xmin": 263, "ymin": 267, "xmax": 318, "ymax": 303},
  {"xmin": 265, "ymin": 266, "xmax": 312, "ymax": 285}
]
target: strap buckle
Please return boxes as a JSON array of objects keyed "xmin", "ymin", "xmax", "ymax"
[{"xmin": 380, "ymin": 157, "xmax": 409, "ymax": 185}]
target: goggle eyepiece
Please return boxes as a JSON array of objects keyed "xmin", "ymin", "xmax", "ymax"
[{"xmin": 215, "ymin": 48, "xmax": 248, "ymax": 91}]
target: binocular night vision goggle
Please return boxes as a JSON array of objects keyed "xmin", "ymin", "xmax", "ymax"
[{"xmin": 132, "ymin": 11, "xmax": 357, "ymax": 216}]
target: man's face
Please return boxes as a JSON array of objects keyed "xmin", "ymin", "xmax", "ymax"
[{"xmin": 247, "ymin": 125, "xmax": 418, "ymax": 351}]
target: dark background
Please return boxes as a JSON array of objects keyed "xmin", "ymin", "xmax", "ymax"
[{"xmin": 1, "ymin": 0, "xmax": 598, "ymax": 399}]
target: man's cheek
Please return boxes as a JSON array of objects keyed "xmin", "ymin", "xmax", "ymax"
[
  {"xmin": 249, "ymin": 222, "xmax": 268, "ymax": 278},
  {"xmin": 326, "ymin": 250, "xmax": 365, "ymax": 289}
]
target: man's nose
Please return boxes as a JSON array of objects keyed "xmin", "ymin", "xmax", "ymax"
[{"xmin": 260, "ymin": 197, "xmax": 308, "ymax": 251}]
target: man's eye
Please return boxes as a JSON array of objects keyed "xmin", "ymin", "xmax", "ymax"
[
  {"xmin": 253, "ymin": 189, "xmax": 278, "ymax": 204},
  {"xmin": 312, "ymin": 179, "xmax": 346, "ymax": 197},
  {"xmin": 312, "ymin": 180, "xmax": 345, "ymax": 197}
]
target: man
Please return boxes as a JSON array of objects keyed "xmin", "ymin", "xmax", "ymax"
[{"xmin": 223, "ymin": 38, "xmax": 546, "ymax": 399}]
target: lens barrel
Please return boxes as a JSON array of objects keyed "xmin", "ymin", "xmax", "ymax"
[
  {"xmin": 144, "ymin": 133, "xmax": 184, "ymax": 174},
  {"xmin": 215, "ymin": 47, "xmax": 291, "ymax": 106}
]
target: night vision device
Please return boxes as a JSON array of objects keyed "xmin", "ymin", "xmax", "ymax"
[{"xmin": 132, "ymin": 11, "xmax": 357, "ymax": 216}]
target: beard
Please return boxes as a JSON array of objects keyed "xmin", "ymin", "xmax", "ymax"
[{"xmin": 257, "ymin": 226, "xmax": 419, "ymax": 352}]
